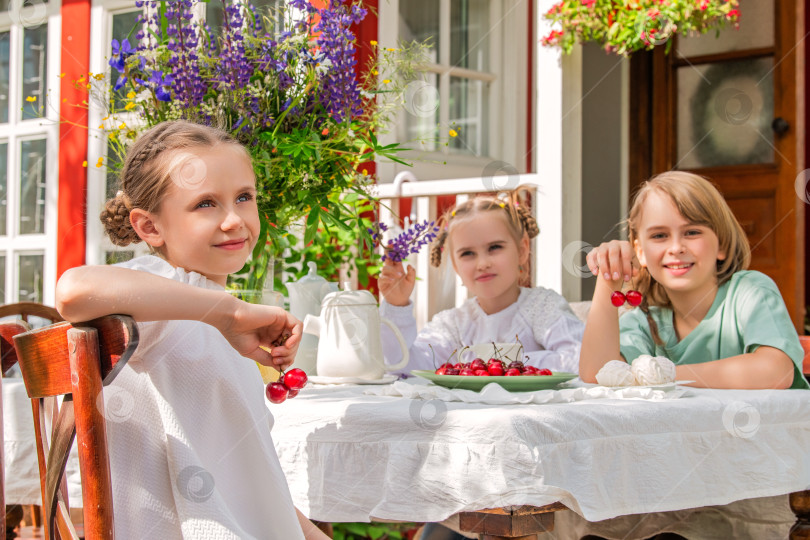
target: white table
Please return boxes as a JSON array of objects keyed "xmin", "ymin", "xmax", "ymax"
[
  {"xmin": 2, "ymin": 378, "xmax": 82, "ymax": 506},
  {"xmin": 269, "ymin": 379, "xmax": 810, "ymax": 539}
]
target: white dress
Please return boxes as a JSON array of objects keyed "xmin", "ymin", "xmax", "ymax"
[
  {"xmin": 104, "ymin": 256, "xmax": 304, "ymax": 539},
  {"xmin": 380, "ymin": 287, "xmax": 583, "ymax": 373}
]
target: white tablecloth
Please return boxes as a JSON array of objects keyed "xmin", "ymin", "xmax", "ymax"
[
  {"xmin": 269, "ymin": 379, "xmax": 810, "ymax": 538},
  {"xmin": 2, "ymin": 378, "xmax": 82, "ymax": 506}
]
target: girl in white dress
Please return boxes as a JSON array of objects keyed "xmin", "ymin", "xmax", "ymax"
[
  {"xmin": 55, "ymin": 120, "xmax": 329, "ymax": 539},
  {"xmin": 380, "ymin": 192, "xmax": 583, "ymax": 373}
]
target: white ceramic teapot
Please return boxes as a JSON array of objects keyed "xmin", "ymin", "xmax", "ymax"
[
  {"xmin": 286, "ymin": 262, "xmax": 338, "ymax": 374},
  {"xmin": 303, "ymin": 286, "xmax": 409, "ymax": 379}
]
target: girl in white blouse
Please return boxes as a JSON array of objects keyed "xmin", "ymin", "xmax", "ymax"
[{"xmin": 379, "ymin": 192, "xmax": 584, "ymax": 373}]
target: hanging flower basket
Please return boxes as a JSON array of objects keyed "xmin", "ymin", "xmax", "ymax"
[{"xmin": 542, "ymin": 0, "xmax": 740, "ymax": 56}]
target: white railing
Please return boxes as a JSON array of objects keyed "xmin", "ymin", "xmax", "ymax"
[{"xmin": 376, "ymin": 172, "xmax": 556, "ymax": 329}]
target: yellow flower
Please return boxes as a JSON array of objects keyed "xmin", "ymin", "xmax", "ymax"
[
  {"xmin": 25, "ymin": 96, "xmax": 36, "ymax": 102},
  {"xmin": 119, "ymin": 122, "xmax": 126, "ymax": 129},
  {"xmin": 124, "ymin": 102, "xmax": 136, "ymax": 111},
  {"xmin": 82, "ymin": 160, "xmax": 88, "ymax": 167},
  {"xmin": 383, "ymin": 79, "xmax": 391, "ymax": 84},
  {"xmin": 98, "ymin": 124, "xmax": 103, "ymax": 129},
  {"xmin": 386, "ymin": 47, "xmax": 398, "ymax": 52},
  {"xmin": 127, "ymin": 91, "xmax": 136, "ymax": 99},
  {"xmin": 370, "ymin": 40, "xmax": 377, "ymax": 46},
  {"xmin": 86, "ymin": 84, "xmax": 91, "ymax": 89},
  {"xmin": 94, "ymin": 73, "xmax": 104, "ymax": 80},
  {"xmin": 449, "ymin": 129, "xmax": 458, "ymax": 137},
  {"xmin": 95, "ymin": 157, "xmax": 104, "ymax": 168},
  {"xmin": 102, "ymin": 116, "xmax": 109, "ymax": 121},
  {"xmin": 372, "ymin": 69, "xmax": 378, "ymax": 75},
  {"xmin": 58, "ymin": 73, "xmax": 65, "ymax": 79}
]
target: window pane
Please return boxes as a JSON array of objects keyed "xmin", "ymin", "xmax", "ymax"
[
  {"xmin": 0, "ymin": 32, "xmax": 9, "ymax": 123},
  {"xmin": 401, "ymin": 73, "xmax": 440, "ymax": 152},
  {"xmin": 0, "ymin": 1, "xmax": 7, "ymax": 9},
  {"xmin": 448, "ymin": 76, "xmax": 489, "ymax": 156},
  {"xmin": 450, "ymin": 0, "xmax": 489, "ymax": 72},
  {"xmin": 18, "ymin": 253, "xmax": 43, "ymax": 303},
  {"xmin": 105, "ymin": 250, "xmax": 134, "ymax": 264},
  {"xmin": 19, "ymin": 138, "xmax": 46, "ymax": 234},
  {"xmin": 22, "ymin": 24, "xmax": 47, "ymax": 120},
  {"xmin": 677, "ymin": 0, "xmax": 772, "ymax": 58},
  {"xmin": 399, "ymin": 0, "xmax": 438, "ymax": 63},
  {"xmin": 206, "ymin": 0, "xmax": 225, "ymax": 38},
  {"xmin": 0, "ymin": 142, "xmax": 6, "ymax": 236},
  {"xmin": 676, "ymin": 57, "xmax": 774, "ymax": 169}
]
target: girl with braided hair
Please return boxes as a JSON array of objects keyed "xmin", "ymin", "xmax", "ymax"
[
  {"xmin": 56, "ymin": 120, "xmax": 330, "ymax": 539},
  {"xmin": 581, "ymin": 171, "xmax": 808, "ymax": 389},
  {"xmin": 379, "ymin": 190, "xmax": 584, "ymax": 374}
]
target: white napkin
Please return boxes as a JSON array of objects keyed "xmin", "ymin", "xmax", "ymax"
[{"xmin": 363, "ymin": 378, "xmax": 689, "ymax": 404}]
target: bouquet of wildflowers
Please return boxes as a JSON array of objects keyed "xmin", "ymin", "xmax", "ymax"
[
  {"xmin": 93, "ymin": 0, "xmax": 425, "ymax": 292},
  {"xmin": 542, "ymin": 0, "xmax": 740, "ymax": 56}
]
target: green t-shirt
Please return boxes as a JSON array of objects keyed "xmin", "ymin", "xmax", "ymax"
[{"xmin": 619, "ymin": 270, "xmax": 810, "ymax": 390}]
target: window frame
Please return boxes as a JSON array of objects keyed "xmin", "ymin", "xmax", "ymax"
[
  {"xmin": 0, "ymin": 0, "xmax": 61, "ymax": 305},
  {"xmin": 377, "ymin": 0, "xmax": 529, "ymax": 182}
]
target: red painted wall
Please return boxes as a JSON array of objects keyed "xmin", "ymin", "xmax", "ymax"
[{"xmin": 57, "ymin": 0, "xmax": 91, "ymax": 278}]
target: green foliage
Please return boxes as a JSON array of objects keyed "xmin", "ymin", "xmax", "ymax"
[
  {"xmin": 542, "ymin": 0, "xmax": 741, "ymax": 56},
  {"xmin": 331, "ymin": 522, "xmax": 418, "ymax": 540}
]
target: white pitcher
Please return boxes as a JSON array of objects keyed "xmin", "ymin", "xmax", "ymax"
[
  {"xmin": 286, "ymin": 262, "xmax": 338, "ymax": 375},
  {"xmin": 303, "ymin": 287, "xmax": 409, "ymax": 379}
]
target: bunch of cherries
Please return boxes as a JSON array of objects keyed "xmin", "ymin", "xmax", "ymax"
[
  {"xmin": 611, "ymin": 290, "xmax": 643, "ymax": 307},
  {"xmin": 266, "ymin": 368, "xmax": 308, "ymax": 404},
  {"xmin": 435, "ymin": 357, "xmax": 552, "ymax": 377}
]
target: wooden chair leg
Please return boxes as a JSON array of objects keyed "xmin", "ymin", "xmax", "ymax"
[{"xmin": 790, "ymin": 490, "xmax": 810, "ymax": 539}]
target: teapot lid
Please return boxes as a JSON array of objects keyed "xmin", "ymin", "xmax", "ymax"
[
  {"xmin": 322, "ymin": 286, "xmax": 378, "ymax": 307},
  {"xmin": 297, "ymin": 261, "xmax": 327, "ymax": 284}
]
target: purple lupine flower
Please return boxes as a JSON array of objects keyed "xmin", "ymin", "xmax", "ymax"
[
  {"xmin": 375, "ymin": 220, "xmax": 439, "ymax": 263},
  {"xmin": 313, "ymin": 0, "xmax": 367, "ymax": 123}
]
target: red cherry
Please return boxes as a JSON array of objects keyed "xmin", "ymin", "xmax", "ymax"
[
  {"xmin": 435, "ymin": 366, "xmax": 448, "ymax": 375},
  {"xmin": 453, "ymin": 363, "xmax": 464, "ymax": 370},
  {"xmin": 487, "ymin": 359, "xmax": 504, "ymax": 369},
  {"xmin": 470, "ymin": 358, "xmax": 486, "ymax": 371},
  {"xmin": 266, "ymin": 382, "xmax": 289, "ymax": 404},
  {"xmin": 505, "ymin": 368, "xmax": 521, "ymax": 376},
  {"xmin": 537, "ymin": 368, "xmax": 553, "ymax": 376},
  {"xmin": 437, "ymin": 362, "xmax": 454, "ymax": 371},
  {"xmin": 474, "ymin": 369, "xmax": 489, "ymax": 376},
  {"xmin": 283, "ymin": 368, "xmax": 308, "ymax": 390},
  {"xmin": 523, "ymin": 366, "xmax": 538, "ymax": 375},
  {"xmin": 445, "ymin": 368, "xmax": 460, "ymax": 376},
  {"xmin": 610, "ymin": 291, "xmax": 626, "ymax": 307},
  {"xmin": 507, "ymin": 361, "xmax": 525, "ymax": 371},
  {"xmin": 488, "ymin": 365, "xmax": 505, "ymax": 376},
  {"xmin": 287, "ymin": 387, "xmax": 300, "ymax": 398},
  {"xmin": 626, "ymin": 290, "xmax": 643, "ymax": 307},
  {"xmin": 459, "ymin": 368, "xmax": 476, "ymax": 376}
]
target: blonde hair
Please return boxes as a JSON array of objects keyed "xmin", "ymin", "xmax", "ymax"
[
  {"xmin": 429, "ymin": 189, "xmax": 539, "ymax": 268},
  {"xmin": 100, "ymin": 120, "xmax": 248, "ymax": 246},
  {"xmin": 628, "ymin": 171, "xmax": 751, "ymax": 344}
]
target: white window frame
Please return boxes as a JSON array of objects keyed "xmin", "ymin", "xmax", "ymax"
[
  {"xmin": 377, "ymin": 0, "xmax": 529, "ymax": 183},
  {"xmin": 86, "ymin": 0, "xmax": 148, "ymax": 266},
  {"xmin": 0, "ymin": 1, "xmax": 62, "ymax": 305}
]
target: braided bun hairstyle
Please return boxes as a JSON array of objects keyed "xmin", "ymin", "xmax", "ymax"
[
  {"xmin": 628, "ymin": 171, "xmax": 751, "ymax": 345},
  {"xmin": 429, "ymin": 187, "xmax": 539, "ymax": 268},
  {"xmin": 101, "ymin": 120, "xmax": 244, "ymax": 247}
]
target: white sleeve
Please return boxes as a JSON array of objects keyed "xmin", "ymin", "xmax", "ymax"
[
  {"xmin": 521, "ymin": 288, "xmax": 584, "ymax": 373},
  {"xmin": 380, "ymin": 301, "xmax": 464, "ymax": 373}
]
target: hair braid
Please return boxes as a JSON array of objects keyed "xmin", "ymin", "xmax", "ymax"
[
  {"xmin": 430, "ymin": 229, "xmax": 449, "ymax": 267},
  {"xmin": 515, "ymin": 204, "xmax": 539, "ymax": 239}
]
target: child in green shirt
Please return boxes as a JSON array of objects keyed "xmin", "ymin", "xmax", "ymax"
[{"xmin": 580, "ymin": 171, "xmax": 808, "ymax": 389}]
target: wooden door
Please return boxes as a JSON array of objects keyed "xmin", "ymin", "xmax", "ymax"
[{"xmin": 630, "ymin": 0, "xmax": 805, "ymax": 330}]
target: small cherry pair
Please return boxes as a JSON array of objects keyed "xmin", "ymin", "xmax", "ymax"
[{"xmin": 611, "ymin": 290, "xmax": 643, "ymax": 307}]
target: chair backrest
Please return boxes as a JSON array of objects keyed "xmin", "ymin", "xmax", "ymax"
[
  {"xmin": 0, "ymin": 320, "xmax": 31, "ymax": 537},
  {"xmin": 0, "ymin": 303, "xmax": 64, "ymax": 377},
  {"xmin": 0, "ymin": 302, "xmax": 63, "ymax": 325},
  {"xmin": 13, "ymin": 315, "xmax": 139, "ymax": 540},
  {"xmin": 800, "ymin": 336, "xmax": 810, "ymax": 377}
]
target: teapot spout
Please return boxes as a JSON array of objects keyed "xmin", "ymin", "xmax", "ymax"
[{"xmin": 302, "ymin": 313, "xmax": 322, "ymax": 337}]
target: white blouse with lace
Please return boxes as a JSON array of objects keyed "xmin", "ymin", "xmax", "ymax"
[
  {"xmin": 106, "ymin": 255, "xmax": 303, "ymax": 540},
  {"xmin": 380, "ymin": 287, "xmax": 584, "ymax": 373}
]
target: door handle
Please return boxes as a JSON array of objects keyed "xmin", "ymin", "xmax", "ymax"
[{"xmin": 772, "ymin": 117, "xmax": 790, "ymax": 136}]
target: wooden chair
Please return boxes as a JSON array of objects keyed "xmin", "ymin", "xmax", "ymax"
[
  {"xmin": 0, "ymin": 302, "xmax": 63, "ymax": 328},
  {"xmin": 13, "ymin": 315, "xmax": 138, "ymax": 540},
  {"xmin": 0, "ymin": 320, "xmax": 32, "ymax": 539}
]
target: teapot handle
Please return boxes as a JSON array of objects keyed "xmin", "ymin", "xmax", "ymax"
[{"xmin": 380, "ymin": 317, "xmax": 409, "ymax": 371}]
